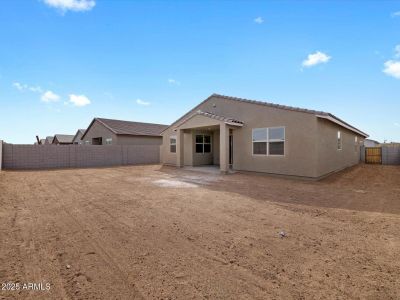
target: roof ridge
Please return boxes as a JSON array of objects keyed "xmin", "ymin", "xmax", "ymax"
[
  {"xmin": 97, "ymin": 117, "xmax": 168, "ymax": 127},
  {"xmin": 211, "ymin": 93, "xmax": 330, "ymax": 116}
]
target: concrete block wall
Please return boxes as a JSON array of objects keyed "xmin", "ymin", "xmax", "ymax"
[
  {"xmin": 1, "ymin": 144, "xmax": 161, "ymax": 170},
  {"xmin": 382, "ymin": 145, "xmax": 400, "ymax": 165}
]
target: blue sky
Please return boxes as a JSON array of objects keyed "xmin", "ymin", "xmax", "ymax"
[{"xmin": 0, "ymin": 0, "xmax": 399, "ymax": 143}]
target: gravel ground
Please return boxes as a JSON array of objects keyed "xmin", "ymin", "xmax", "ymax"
[{"xmin": 0, "ymin": 164, "xmax": 399, "ymax": 299}]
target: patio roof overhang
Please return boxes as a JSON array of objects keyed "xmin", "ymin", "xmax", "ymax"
[{"xmin": 173, "ymin": 110, "xmax": 244, "ymax": 131}]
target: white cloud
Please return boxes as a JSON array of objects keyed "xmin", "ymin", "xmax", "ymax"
[
  {"xmin": 29, "ymin": 86, "xmax": 43, "ymax": 93},
  {"xmin": 383, "ymin": 60, "xmax": 400, "ymax": 79},
  {"xmin": 254, "ymin": 17, "xmax": 264, "ymax": 24},
  {"xmin": 13, "ymin": 82, "xmax": 25, "ymax": 90},
  {"xmin": 69, "ymin": 94, "xmax": 91, "ymax": 106},
  {"xmin": 43, "ymin": 0, "xmax": 95, "ymax": 12},
  {"xmin": 168, "ymin": 78, "xmax": 181, "ymax": 86},
  {"xmin": 302, "ymin": 51, "xmax": 331, "ymax": 67},
  {"xmin": 136, "ymin": 99, "xmax": 150, "ymax": 106},
  {"xmin": 13, "ymin": 82, "xmax": 43, "ymax": 93},
  {"xmin": 391, "ymin": 11, "xmax": 400, "ymax": 17},
  {"xmin": 41, "ymin": 90, "xmax": 60, "ymax": 102}
]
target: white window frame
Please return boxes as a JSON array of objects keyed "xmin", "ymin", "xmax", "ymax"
[
  {"xmin": 354, "ymin": 136, "xmax": 358, "ymax": 152},
  {"xmin": 105, "ymin": 138, "xmax": 112, "ymax": 145},
  {"xmin": 170, "ymin": 136, "xmax": 177, "ymax": 153},
  {"xmin": 195, "ymin": 134, "xmax": 212, "ymax": 154},
  {"xmin": 337, "ymin": 131, "xmax": 342, "ymax": 151},
  {"xmin": 252, "ymin": 127, "xmax": 285, "ymax": 156}
]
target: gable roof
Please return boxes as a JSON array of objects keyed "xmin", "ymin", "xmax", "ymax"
[
  {"xmin": 175, "ymin": 110, "xmax": 244, "ymax": 128},
  {"xmin": 162, "ymin": 93, "xmax": 368, "ymax": 137},
  {"xmin": 45, "ymin": 136, "xmax": 54, "ymax": 144},
  {"xmin": 53, "ymin": 134, "xmax": 74, "ymax": 144},
  {"xmin": 81, "ymin": 118, "xmax": 168, "ymax": 140},
  {"xmin": 72, "ymin": 129, "xmax": 86, "ymax": 142}
]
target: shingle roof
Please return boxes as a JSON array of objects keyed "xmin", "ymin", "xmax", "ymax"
[
  {"xmin": 46, "ymin": 136, "xmax": 53, "ymax": 144},
  {"xmin": 82, "ymin": 118, "xmax": 168, "ymax": 139},
  {"xmin": 53, "ymin": 134, "xmax": 74, "ymax": 144},
  {"xmin": 162, "ymin": 93, "xmax": 368, "ymax": 137}
]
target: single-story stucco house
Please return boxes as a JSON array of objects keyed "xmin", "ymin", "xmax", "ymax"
[
  {"xmin": 72, "ymin": 129, "xmax": 86, "ymax": 144},
  {"xmin": 52, "ymin": 134, "xmax": 74, "ymax": 145},
  {"xmin": 364, "ymin": 139, "xmax": 380, "ymax": 147},
  {"xmin": 80, "ymin": 118, "xmax": 168, "ymax": 145},
  {"xmin": 45, "ymin": 136, "xmax": 54, "ymax": 145},
  {"xmin": 160, "ymin": 94, "xmax": 369, "ymax": 179}
]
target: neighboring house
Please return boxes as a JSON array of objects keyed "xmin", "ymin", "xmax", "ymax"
[
  {"xmin": 45, "ymin": 136, "xmax": 54, "ymax": 145},
  {"xmin": 52, "ymin": 134, "xmax": 74, "ymax": 145},
  {"xmin": 364, "ymin": 139, "xmax": 380, "ymax": 147},
  {"xmin": 39, "ymin": 139, "xmax": 46, "ymax": 145},
  {"xmin": 80, "ymin": 118, "xmax": 168, "ymax": 145},
  {"xmin": 72, "ymin": 129, "xmax": 86, "ymax": 144},
  {"xmin": 160, "ymin": 94, "xmax": 369, "ymax": 179}
]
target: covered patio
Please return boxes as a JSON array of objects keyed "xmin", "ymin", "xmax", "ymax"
[{"xmin": 173, "ymin": 110, "xmax": 243, "ymax": 173}]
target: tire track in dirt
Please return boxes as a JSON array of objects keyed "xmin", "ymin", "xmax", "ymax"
[{"xmin": 50, "ymin": 182, "xmax": 144, "ymax": 300}]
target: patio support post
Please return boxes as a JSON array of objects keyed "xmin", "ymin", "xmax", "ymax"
[
  {"xmin": 220, "ymin": 123, "xmax": 229, "ymax": 173},
  {"xmin": 176, "ymin": 129, "xmax": 184, "ymax": 167}
]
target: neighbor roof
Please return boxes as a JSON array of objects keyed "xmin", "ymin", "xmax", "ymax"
[
  {"xmin": 72, "ymin": 129, "xmax": 86, "ymax": 141},
  {"xmin": 46, "ymin": 136, "xmax": 54, "ymax": 144},
  {"xmin": 81, "ymin": 118, "xmax": 168, "ymax": 139},
  {"xmin": 162, "ymin": 93, "xmax": 368, "ymax": 137},
  {"xmin": 53, "ymin": 134, "xmax": 74, "ymax": 144}
]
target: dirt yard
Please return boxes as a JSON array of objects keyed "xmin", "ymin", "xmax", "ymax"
[{"xmin": 0, "ymin": 164, "xmax": 399, "ymax": 299}]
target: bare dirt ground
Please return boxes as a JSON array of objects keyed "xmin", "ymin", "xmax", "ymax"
[{"xmin": 0, "ymin": 164, "xmax": 399, "ymax": 299}]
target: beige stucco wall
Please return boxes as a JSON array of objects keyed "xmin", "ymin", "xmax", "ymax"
[
  {"xmin": 83, "ymin": 120, "xmax": 162, "ymax": 146},
  {"xmin": 161, "ymin": 95, "xmax": 365, "ymax": 178},
  {"xmin": 73, "ymin": 131, "xmax": 84, "ymax": 144},
  {"xmin": 117, "ymin": 135, "xmax": 162, "ymax": 146},
  {"xmin": 161, "ymin": 96, "xmax": 319, "ymax": 177},
  {"xmin": 316, "ymin": 119, "xmax": 364, "ymax": 177},
  {"xmin": 83, "ymin": 121, "xmax": 117, "ymax": 145}
]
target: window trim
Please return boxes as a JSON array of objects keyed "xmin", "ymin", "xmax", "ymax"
[
  {"xmin": 170, "ymin": 136, "xmax": 177, "ymax": 153},
  {"xmin": 337, "ymin": 130, "xmax": 342, "ymax": 151},
  {"xmin": 252, "ymin": 127, "xmax": 285, "ymax": 157},
  {"xmin": 195, "ymin": 134, "xmax": 212, "ymax": 154},
  {"xmin": 354, "ymin": 136, "xmax": 358, "ymax": 152}
]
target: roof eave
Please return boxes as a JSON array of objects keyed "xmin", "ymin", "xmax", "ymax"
[{"xmin": 316, "ymin": 115, "xmax": 369, "ymax": 138}]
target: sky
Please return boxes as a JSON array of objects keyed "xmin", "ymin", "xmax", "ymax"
[{"xmin": 0, "ymin": 0, "xmax": 399, "ymax": 144}]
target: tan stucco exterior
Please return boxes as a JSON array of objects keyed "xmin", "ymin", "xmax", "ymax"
[
  {"xmin": 161, "ymin": 95, "xmax": 366, "ymax": 179},
  {"xmin": 73, "ymin": 130, "xmax": 85, "ymax": 144},
  {"xmin": 82, "ymin": 120, "xmax": 163, "ymax": 146}
]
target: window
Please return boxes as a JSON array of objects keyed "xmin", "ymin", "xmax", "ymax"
[
  {"xmin": 195, "ymin": 135, "xmax": 211, "ymax": 154},
  {"xmin": 92, "ymin": 137, "xmax": 103, "ymax": 145},
  {"xmin": 252, "ymin": 127, "xmax": 285, "ymax": 156},
  {"xmin": 170, "ymin": 136, "xmax": 176, "ymax": 153},
  {"xmin": 105, "ymin": 138, "xmax": 112, "ymax": 145},
  {"xmin": 252, "ymin": 128, "xmax": 267, "ymax": 155},
  {"xmin": 85, "ymin": 140, "xmax": 90, "ymax": 145},
  {"xmin": 337, "ymin": 131, "xmax": 342, "ymax": 150},
  {"xmin": 354, "ymin": 136, "xmax": 358, "ymax": 152}
]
